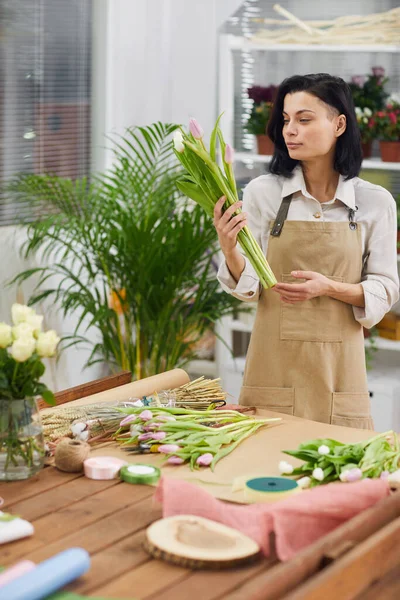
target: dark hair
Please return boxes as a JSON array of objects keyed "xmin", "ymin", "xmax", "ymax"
[{"xmin": 267, "ymin": 73, "xmax": 362, "ymax": 180}]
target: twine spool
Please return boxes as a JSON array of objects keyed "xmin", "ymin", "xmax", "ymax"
[{"xmin": 54, "ymin": 439, "xmax": 90, "ymax": 473}]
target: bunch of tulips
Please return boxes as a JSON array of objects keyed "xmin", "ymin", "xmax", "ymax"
[
  {"xmin": 115, "ymin": 406, "xmax": 281, "ymax": 471},
  {"xmin": 173, "ymin": 116, "xmax": 277, "ymax": 289}
]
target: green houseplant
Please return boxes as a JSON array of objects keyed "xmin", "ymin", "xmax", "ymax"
[
  {"xmin": 0, "ymin": 303, "xmax": 58, "ymax": 480},
  {"xmin": 8, "ymin": 123, "xmax": 240, "ymax": 381},
  {"xmin": 372, "ymin": 105, "xmax": 400, "ymax": 162}
]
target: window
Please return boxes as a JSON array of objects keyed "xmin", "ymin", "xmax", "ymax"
[{"xmin": 0, "ymin": 0, "xmax": 92, "ymax": 226}]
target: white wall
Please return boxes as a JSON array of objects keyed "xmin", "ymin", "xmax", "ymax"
[{"xmin": 92, "ymin": 0, "xmax": 243, "ymax": 172}]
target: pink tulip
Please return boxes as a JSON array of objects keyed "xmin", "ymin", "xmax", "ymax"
[
  {"xmin": 119, "ymin": 414, "xmax": 137, "ymax": 427},
  {"xmin": 224, "ymin": 144, "xmax": 234, "ymax": 165},
  {"xmin": 196, "ymin": 453, "xmax": 213, "ymax": 467},
  {"xmin": 138, "ymin": 432, "xmax": 154, "ymax": 441},
  {"xmin": 139, "ymin": 410, "xmax": 153, "ymax": 421},
  {"xmin": 158, "ymin": 444, "xmax": 181, "ymax": 454},
  {"xmin": 189, "ymin": 118, "xmax": 204, "ymax": 140},
  {"xmin": 157, "ymin": 415, "xmax": 176, "ymax": 422},
  {"xmin": 143, "ymin": 423, "xmax": 161, "ymax": 431},
  {"xmin": 167, "ymin": 456, "xmax": 185, "ymax": 465},
  {"xmin": 152, "ymin": 431, "xmax": 167, "ymax": 441}
]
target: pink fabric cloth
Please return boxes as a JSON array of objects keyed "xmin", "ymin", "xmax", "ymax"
[{"xmin": 154, "ymin": 477, "xmax": 389, "ymax": 561}]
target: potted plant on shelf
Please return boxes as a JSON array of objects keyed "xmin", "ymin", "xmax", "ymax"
[
  {"xmin": 349, "ymin": 67, "xmax": 389, "ymax": 158},
  {"xmin": 245, "ymin": 85, "xmax": 278, "ymax": 155},
  {"xmin": 373, "ymin": 104, "xmax": 400, "ymax": 162},
  {"xmin": 0, "ymin": 304, "xmax": 58, "ymax": 480},
  {"xmin": 354, "ymin": 107, "xmax": 374, "ymax": 158}
]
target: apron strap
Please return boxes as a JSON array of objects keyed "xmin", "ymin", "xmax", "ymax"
[{"xmin": 271, "ymin": 194, "xmax": 293, "ymax": 237}]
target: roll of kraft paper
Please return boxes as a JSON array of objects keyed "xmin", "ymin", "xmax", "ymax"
[
  {"xmin": 244, "ymin": 477, "xmax": 299, "ymax": 503},
  {"xmin": 0, "ymin": 547, "xmax": 90, "ymax": 600}
]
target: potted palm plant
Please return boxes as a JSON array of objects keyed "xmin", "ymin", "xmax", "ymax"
[
  {"xmin": 245, "ymin": 85, "xmax": 278, "ymax": 155},
  {"xmin": 8, "ymin": 123, "xmax": 240, "ymax": 381}
]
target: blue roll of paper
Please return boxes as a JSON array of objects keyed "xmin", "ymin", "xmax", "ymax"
[{"xmin": 0, "ymin": 547, "xmax": 90, "ymax": 600}]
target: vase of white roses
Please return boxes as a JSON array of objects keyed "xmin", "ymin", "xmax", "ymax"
[{"xmin": 0, "ymin": 304, "xmax": 59, "ymax": 480}]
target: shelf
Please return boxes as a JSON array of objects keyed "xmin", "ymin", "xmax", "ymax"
[
  {"xmin": 365, "ymin": 337, "xmax": 400, "ymax": 352},
  {"xmin": 228, "ymin": 37, "xmax": 400, "ymax": 54},
  {"xmin": 234, "ymin": 152, "xmax": 400, "ymax": 171},
  {"xmin": 186, "ymin": 359, "xmax": 217, "ymax": 377}
]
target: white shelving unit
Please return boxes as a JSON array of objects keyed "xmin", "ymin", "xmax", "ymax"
[
  {"xmin": 234, "ymin": 152, "xmax": 400, "ymax": 171},
  {"xmin": 215, "ymin": 27, "xmax": 400, "ymax": 398}
]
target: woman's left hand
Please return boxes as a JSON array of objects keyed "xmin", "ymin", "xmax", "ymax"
[{"xmin": 273, "ymin": 271, "xmax": 331, "ymax": 304}]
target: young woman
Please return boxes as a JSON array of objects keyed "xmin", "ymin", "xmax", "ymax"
[{"xmin": 215, "ymin": 73, "xmax": 399, "ymax": 429}]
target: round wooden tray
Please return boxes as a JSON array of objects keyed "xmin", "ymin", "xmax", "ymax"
[{"xmin": 144, "ymin": 515, "xmax": 261, "ymax": 570}]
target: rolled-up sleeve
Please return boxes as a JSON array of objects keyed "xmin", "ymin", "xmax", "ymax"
[
  {"xmin": 353, "ymin": 201, "xmax": 400, "ymax": 328},
  {"xmin": 217, "ymin": 182, "xmax": 262, "ymax": 303}
]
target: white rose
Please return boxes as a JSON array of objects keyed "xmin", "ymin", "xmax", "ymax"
[
  {"xmin": 173, "ymin": 131, "xmax": 184, "ymax": 153},
  {"xmin": 363, "ymin": 117, "xmax": 368, "ymax": 124},
  {"xmin": 354, "ymin": 107, "xmax": 362, "ymax": 118},
  {"xmin": 25, "ymin": 313, "xmax": 43, "ymax": 337},
  {"xmin": 364, "ymin": 107, "xmax": 372, "ymax": 117},
  {"xmin": 0, "ymin": 323, "xmax": 13, "ymax": 348},
  {"xmin": 12, "ymin": 322, "xmax": 35, "ymax": 340},
  {"xmin": 11, "ymin": 303, "xmax": 35, "ymax": 325},
  {"xmin": 10, "ymin": 337, "xmax": 36, "ymax": 362},
  {"xmin": 36, "ymin": 330, "xmax": 60, "ymax": 357}
]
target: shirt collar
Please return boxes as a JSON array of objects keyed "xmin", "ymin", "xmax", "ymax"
[{"xmin": 281, "ymin": 166, "xmax": 356, "ymax": 210}]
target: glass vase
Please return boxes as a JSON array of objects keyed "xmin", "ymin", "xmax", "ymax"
[{"xmin": 0, "ymin": 398, "xmax": 45, "ymax": 481}]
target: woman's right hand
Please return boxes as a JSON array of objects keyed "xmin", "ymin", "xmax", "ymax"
[{"xmin": 213, "ymin": 197, "xmax": 247, "ymax": 257}]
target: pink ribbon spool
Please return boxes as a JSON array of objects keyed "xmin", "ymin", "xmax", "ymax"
[
  {"xmin": 83, "ymin": 456, "xmax": 127, "ymax": 480},
  {"xmin": 0, "ymin": 560, "xmax": 36, "ymax": 588}
]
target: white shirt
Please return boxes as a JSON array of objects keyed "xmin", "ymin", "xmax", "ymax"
[{"xmin": 217, "ymin": 167, "xmax": 400, "ymax": 329}]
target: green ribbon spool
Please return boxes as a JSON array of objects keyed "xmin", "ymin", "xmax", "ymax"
[
  {"xmin": 120, "ymin": 464, "xmax": 161, "ymax": 485},
  {"xmin": 244, "ymin": 476, "xmax": 299, "ymax": 503}
]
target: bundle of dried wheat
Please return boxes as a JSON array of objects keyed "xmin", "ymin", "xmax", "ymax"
[
  {"xmin": 42, "ymin": 377, "xmax": 228, "ymax": 445},
  {"xmin": 250, "ymin": 5, "xmax": 400, "ymax": 46}
]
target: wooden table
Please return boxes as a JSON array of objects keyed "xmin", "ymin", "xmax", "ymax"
[
  {"xmin": 0, "ymin": 468, "xmax": 274, "ymax": 599},
  {"xmin": 2, "ymin": 372, "xmax": 400, "ymax": 599}
]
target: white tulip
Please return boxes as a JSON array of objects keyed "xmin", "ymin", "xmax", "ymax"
[
  {"xmin": 25, "ymin": 313, "xmax": 43, "ymax": 337},
  {"xmin": 173, "ymin": 131, "xmax": 185, "ymax": 153},
  {"xmin": 0, "ymin": 323, "xmax": 12, "ymax": 348},
  {"xmin": 297, "ymin": 476, "xmax": 311, "ymax": 489},
  {"xmin": 36, "ymin": 330, "xmax": 60, "ymax": 358},
  {"xmin": 278, "ymin": 460, "xmax": 294, "ymax": 475},
  {"xmin": 11, "ymin": 303, "xmax": 35, "ymax": 325},
  {"xmin": 318, "ymin": 444, "xmax": 330, "ymax": 455},
  {"xmin": 12, "ymin": 322, "xmax": 35, "ymax": 340},
  {"xmin": 10, "ymin": 337, "xmax": 36, "ymax": 362},
  {"xmin": 312, "ymin": 467, "xmax": 325, "ymax": 481}
]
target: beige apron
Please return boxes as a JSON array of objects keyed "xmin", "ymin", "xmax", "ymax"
[{"xmin": 239, "ymin": 194, "xmax": 374, "ymax": 429}]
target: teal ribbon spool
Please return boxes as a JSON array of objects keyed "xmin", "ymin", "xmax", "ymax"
[
  {"xmin": 244, "ymin": 476, "xmax": 299, "ymax": 503},
  {"xmin": 120, "ymin": 464, "xmax": 161, "ymax": 485}
]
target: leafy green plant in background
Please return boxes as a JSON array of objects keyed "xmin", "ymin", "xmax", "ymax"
[{"xmin": 8, "ymin": 123, "xmax": 240, "ymax": 380}]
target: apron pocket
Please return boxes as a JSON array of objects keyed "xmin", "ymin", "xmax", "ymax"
[
  {"xmin": 240, "ymin": 386, "xmax": 294, "ymax": 415},
  {"xmin": 331, "ymin": 392, "xmax": 374, "ymax": 430},
  {"xmin": 280, "ymin": 273, "xmax": 344, "ymax": 343}
]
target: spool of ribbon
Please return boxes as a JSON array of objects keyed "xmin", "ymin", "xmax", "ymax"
[
  {"xmin": 83, "ymin": 456, "xmax": 127, "ymax": 480},
  {"xmin": 244, "ymin": 477, "xmax": 299, "ymax": 503},
  {"xmin": 120, "ymin": 464, "xmax": 161, "ymax": 485},
  {"xmin": 54, "ymin": 439, "xmax": 90, "ymax": 473}
]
